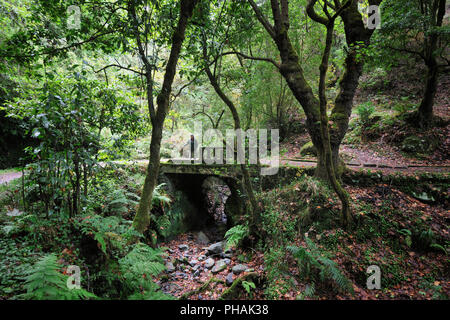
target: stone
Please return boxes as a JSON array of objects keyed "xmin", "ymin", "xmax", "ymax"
[
  {"xmin": 206, "ymin": 241, "xmax": 224, "ymax": 255},
  {"xmin": 211, "ymin": 259, "xmax": 227, "ymax": 273},
  {"xmin": 204, "ymin": 258, "xmax": 215, "ymax": 269},
  {"xmin": 198, "ymin": 255, "xmax": 207, "ymax": 261},
  {"xmin": 226, "ymin": 273, "xmax": 234, "ymax": 286},
  {"xmin": 221, "ymin": 252, "xmax": 233, "ymax": 259},
  {"xmin": 195, "ymin": 231, "xmax": 210, "ymax": 245},
  {"xmin": 223, "ymin": 258, "xmax": 231, "ymax": 265},
  {"xmin": 193, "ymin": 269, "xmax": 201, "ymax": 278},
  {"xmin": 189, "ymin": 259, "xmax": 198, "ymax": 267},
  {"xmin": 300, "ymin": 141, "xmax": 317, "ymax": 156},
  {"xmin": 178, "ymin": 244, "xmax": 189, "ymax": 251},
  {"xmin": 231, "ymin": 264, "xmax": 248, "ymax": 275},
  {"xmin": 165, "ymin": 262, "xmax": 175, "ymax": 273}
]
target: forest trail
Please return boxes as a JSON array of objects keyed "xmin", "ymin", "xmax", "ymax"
[
  {"xmin": 1, "ymin": 158, "xmax": 448, "ymax": 186},
  {"xmin": 0, "ymin": 171, "xmax": 22, "ymax": 185}
]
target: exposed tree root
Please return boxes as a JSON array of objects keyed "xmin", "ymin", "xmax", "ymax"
[{"xmin": 220, "ymin": 272, "xmax": 259, "ymax": 300}]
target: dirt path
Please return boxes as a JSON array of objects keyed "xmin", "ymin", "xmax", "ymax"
[{"xmin": 0, "ymin": 171, "xmax": 22, "ymax": 185}]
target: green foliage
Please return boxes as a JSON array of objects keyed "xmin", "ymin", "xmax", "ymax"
[
  {"xmin": 118, "ymin": 243, "xmax": 173, "ymax": 300},
  {"xmin": 224, "ymin": 224, "xmax": 249, "ymax": 250},
  {"xmin": 20, "ymin": 254, "xmax": 96, "ymax": 300},
  {"xmin": 356, "ymin": 101, "xmax": 376, "ymax": 129},
  {"xmin": 287, "ymin": 237, "xmax": 354, "ymax": 295}
]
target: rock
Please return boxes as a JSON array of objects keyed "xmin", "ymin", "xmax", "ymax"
[
  {"xmin": 211, "ymin": 259, "xmax": 227, "ymax": 273},
  {"xmin": 195, "ymin": 231, "xmax": 210, "ymax": 245},
  {"xmin": 178, "ymin": 244, "xmax": 189, "ymax": 251},
  {"xmin": 223, "ymin": 258, "xmax": 231, "ymax": 265},
  {"xmin": 231, "ymin": 264, "xmax": 248, "ymax": 274},
  {"xmin": 226, "ymin": 273, "xmax": 234, "ymax": 286},
  {"xmin": 300, "ymin": 141, "xmax": 317, "ymax": 156},
  {"xmin": 401, "ymin": 135, "xmax": 438, "ymax": 154},
  {"xmin": 165, "ymin": 262, "xmax": 175, "ymax": 273},
  {"xmin": 221, "ymin": 252, "xmax": 233, "ymax": 259},
  {"xmin": 192, "ymin": 264, "xmax": 200, "ymax": 271},
  {"xmin": 198, "ymin": 255, "xmax": 207, "ymax": 261},
  {"xmin": 207, "ymin": 242, "xmax": 224, "ymax": 255},
  {"xmin": 204, "ymin": 258, "xmax": 215, "ymax": 269},
  {"xmin": 245, "ymin": 268, "xmax": 255, "ymax": 272},
  {"xmin": 193, "ymin": 269, "xmax": 201, "ymax": 277},
  {"xmin": 189, "ymin": 259, "xmax": 198, "ymax": 267}
]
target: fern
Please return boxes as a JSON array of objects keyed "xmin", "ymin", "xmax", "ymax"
[
  {"xmin": 287, "ymin": 238, "xmax": 353, "ymax": 295},
  {"xmin": 224, "ymin": 224, "xmax": 249, "ymax": 249},
  {"xmin": 118, "ymin": 243, "xmax": 172, "ymax": 300},
  {"xmin": 152, "ymin": 183, "xmax": 171, "ymax": 206},
  {"xmin": 107, "ymin": 189, "xmax": 140, "ymax": 215},
  {"xmin": 21, "ymin": 254, "xmax": 96, "ymax": 300}
]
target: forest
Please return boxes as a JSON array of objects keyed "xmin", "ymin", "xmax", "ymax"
[{"xmin": 0, "ymin": 0, "xmax": 449, "ymax": 303}]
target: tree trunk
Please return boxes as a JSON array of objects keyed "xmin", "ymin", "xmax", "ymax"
[
  {"xmin": 417, "ymin": 57, "xmax": 438, "ymax": 126},
  {"xmin": 132, "ymin": 0, "xmax": 198, "ymax": 235}
]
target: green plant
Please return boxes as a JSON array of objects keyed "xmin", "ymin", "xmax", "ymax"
[
  {"xmin": 20, "ymin": 254, "xmax": 96, "ymax": 300},
  {"xmin": 287, "ymin": 238, "xmax": 354, "ymax": 295},
  {"xmin": 224, "ymin": 224, "xmax": 249, "ymax": 249},
  {"xmin": 118, "ymin": 243, "xmax": 172, "ymax": 300},
  {"xmin": 241, "ymin": 280, "xmax": 256, "ymax": 297}
]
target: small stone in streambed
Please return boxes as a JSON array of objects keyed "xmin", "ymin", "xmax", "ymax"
[
  {"xmin": 198, "ymin": 255, "xmax": 206, "ymax": 261},
  {"xmin": 231, "ymin": 264, "xmax": 248, "ymax": 274},
  {"xmin": 204, "ymin": 258, "xmax": 215, "ymax": 269},
  {"xmin": 211, "ymin": 259, "xmax": 227, "ymax": 273},
  {"xmin": 226, "ymin": 273, "xmax": 234, "ymax": 286},
  {"xmin": 165, "ymin": 262, "xmax": 175, "ymax": 273},
  {"xmin": 189, "ymin": 259, "xmax": 198, "ymax": 266},
  {"xmin": 178, "ymin": 244, "xmax": 189, "ymax": 251}
]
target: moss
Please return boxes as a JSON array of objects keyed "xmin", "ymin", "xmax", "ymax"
[{"xmin": 300, "ymin": 141, "xmax": 317, "ymax": 156}]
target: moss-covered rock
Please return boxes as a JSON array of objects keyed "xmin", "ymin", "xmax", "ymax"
[
  {"xmin": 401, "ymin": 135, "xmax": 439, "ymax": 154},
  {"xmin": 300, "ymin": 141, "xmax": 317, "ymax": 156}
]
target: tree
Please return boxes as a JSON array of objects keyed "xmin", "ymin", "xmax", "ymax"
[
  {"xmin": 247, "ymin": 0, "xmax": 382, "ymax": 181},
  {"xmin": 132, "ymin": 0, "xmax": 199, "ymax": 235},
  {"xmin": 373, "ymin": 0, "xmax": 448, "ymax": 127}
]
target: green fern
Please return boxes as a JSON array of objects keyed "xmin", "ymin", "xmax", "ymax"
[
  {"xmin": 107, "ymin": 189, "xmax": 140, "ymax": 215},
  {"xmin": 20, "ymin": 254, "xmax": 96, "ymax": 300},
  {"xmin": 224, "ymin": 225, "xmax": 249, "ymax": 249},
  {"xmin": 118, "ymin": 243, "xmax": 172, "ymax": 300},
  {"xmin": 152, "ymin": 183, "xmax": 171, "ymax": 206},
  {"xmin": 287, "ymin": 238, "xmax": 353, "ymax": 295}
]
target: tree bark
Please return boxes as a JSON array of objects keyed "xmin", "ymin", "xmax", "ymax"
[
  {"xmin": 416, "ymin": 0, "xmax": 446, "ymax": 126},
  {"xmin": 248, "ymin": 0, "xmax": 380, "ymax": 179},
  {"xmin": 132, "ymin": 0, "xmax": 198, "ymax": 235}
]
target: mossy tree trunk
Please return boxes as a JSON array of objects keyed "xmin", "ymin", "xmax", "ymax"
[
  {"xmin": 416, "ymin": 0, "xmax": 446, "ymax": 127},
  {"xmin": 131, "ymin": 0, "xmax": 199, "ymax": 235},
  {"xmin": 248, "ymin": 0, "xmax": 381, "ymax": 181}
]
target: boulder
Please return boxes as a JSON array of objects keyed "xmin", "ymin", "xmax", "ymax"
[
  {"xmin": 206, "ymin": 241, "xmax": 224, "ymax": 255},
  {"xmin": 195, "ymin": 231, "xmax": 210, "ymax": 245}
]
